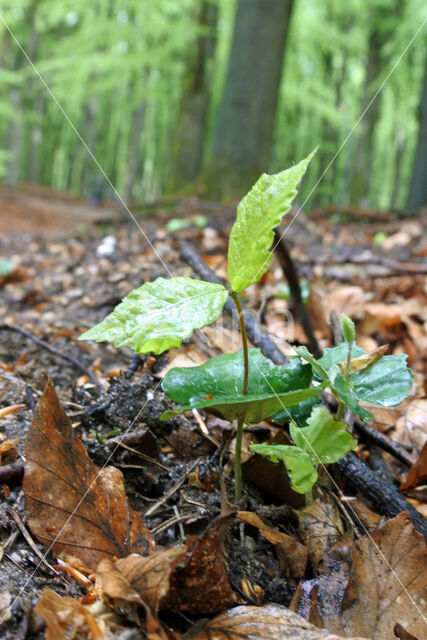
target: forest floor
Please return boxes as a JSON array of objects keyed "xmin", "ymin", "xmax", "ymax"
[{"xmin": 0, "ymin": 184, "xmax": 426, "ymax": 640}]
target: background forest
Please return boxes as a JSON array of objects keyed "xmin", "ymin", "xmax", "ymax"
[{"xmin": 0, "ymin": 0, "xmax": 426, "ymax": 212}]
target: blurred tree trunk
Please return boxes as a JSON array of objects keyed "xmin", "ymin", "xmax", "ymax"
[
  {"xmin": 123, "ymin": 99, "xmax": 146, "ymax": 202},
  {"xmin": 170, "ymin": 0, "xmax": 218, "ymax": 192},
  {"xmin": 349, "ymin": 0, "xmax": 405, "ymax": 207},
  {"xmin": 26, "ymin": 93, "xmax": 46, "ymax": 183},
  {"xmin": 205, "ymin": 0, "xmax": 294, "ymax": 199},
  {"xmin": 406, "ymin": 56, "xmax": 427, "ymax": 211}
]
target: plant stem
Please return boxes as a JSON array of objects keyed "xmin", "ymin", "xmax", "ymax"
[
  {"xmin": 234, "ymin": 416, "xmax": 244, "ymax": 502},
  {"xmin": 336, "ymin": 402, "xmax": 345, "ymax": 421},
  {"xmin": 230, "ymin": 292, "xmax": 249, "ymax": 396},
  {"xmin": 336, "ymin": 341, "xmax": 353, "ymax": 421}
]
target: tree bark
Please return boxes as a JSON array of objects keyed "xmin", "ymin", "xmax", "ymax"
[
  {"xmin": 406, "ymin": 55, "xmax": 427, "ymax": 211},
  {"xmin": 170, "ymin": 0, "xmax": 218, "ymax": 191},
  {"xmin": 349, "ymin": 0, "xmax": 405, "ymax": 208},
  {"xmin": 205, "ymin": 0, "xmax": 294, "ymax": 198}
]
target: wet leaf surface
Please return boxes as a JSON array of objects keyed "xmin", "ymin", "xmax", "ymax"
[
  {"xmin": 338, "ymin": 512, "xmax": 427, "ymax": 639},
  {"xmin": 164, "ymin": 515, "xmax": 238, "ymax": 614},
  {"xmin": 183, "ymin": 603, "xmax": 369, "ymax": 639},
  {"xmin": 23, "ymin": 377, "xmax": 153, "ymax": 569}
]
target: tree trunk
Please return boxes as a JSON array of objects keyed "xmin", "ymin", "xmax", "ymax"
[
  {"xmin": 349, "ymin": 0, "xmax": 405, "ymax": 208},
  {"xmin": 348, "ymin": 29, "xmax": 383, "ymax": 207},
  {"xmin": 123, "ymin": 100, "xmax": 146, "ymax": 203},
  {"xmin": 205, "ymin": 0, "xmax": 294, "ymax": 198},
  {"xmin": 170, "ymin": 0, "xmax": 218, "ymax": 192},
  {"xmin": 406, "ymin": 56, "xmax": 427, "ymax": 211}
]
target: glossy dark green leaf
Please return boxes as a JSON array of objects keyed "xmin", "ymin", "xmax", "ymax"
[
  {"xmin": 161, "ymin": 348, "xmax": 321, "ymax": 423},
  {"xmin": 250, "ymin": 443, "xmax": 317, "ymax": 494},
  {"xmin": 273, "ymin": 395, "xmax": 320, "ymax": 427},
  {"xmin": 79, "ymin": 277, "xmax": 228, "ymax": 355},
  {"xmin": 290, "ymin": 406, "xmax": 357, "ymax": 464}
]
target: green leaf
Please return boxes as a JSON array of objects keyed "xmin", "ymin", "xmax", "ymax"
[
  {"xmin": 318, "ymin": 343, "xmax": 366, "ymax": 382},
  {"xmin": 273, "ymin": 395, "xmax": 320, "ymax": 427},
  {"xmin": 333, "ymin": 354, "xmax": 413, "ymax": 420},
  {"xmin": 250, "ymin": 443, "xmax": 317, "ymax": 494},
  {"xmin": 161, "ymin": 348, "xmax": 322, "ymax": 423},
  {"xmin": 295, "ymin": 345, "xmax": 329, "ymax": 380},
  {"xmin": 227, "ymin": 149, "xmax": 316, "ymax": 292},
  {"xmin": 79, "ymin": 277, "xmax": 228, "ymax": 355},
  {"xmin": 290, "ymin": 406, "xmax": 357, "ymax": 464},
  {"xmin": 333, "ymin": 376, "xmax": 374, "ymax": 420}
]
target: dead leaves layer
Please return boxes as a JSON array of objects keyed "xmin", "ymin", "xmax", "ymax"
[{"xmin": 23, "ymin": 377, "xmax": 153, "ymax": 569}]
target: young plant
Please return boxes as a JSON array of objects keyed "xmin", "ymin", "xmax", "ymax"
[
  {"xmin": 252, "ymin": 315, "xmax": 413, "ymax": 498},
  {"xmin": 80, "ymin": 151, "xmax": 413, "ymax": 502}
]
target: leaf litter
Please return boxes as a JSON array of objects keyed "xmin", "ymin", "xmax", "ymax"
[{"xmin": 0, "ymin": 195, "xmax": 426, "ymax": 639}]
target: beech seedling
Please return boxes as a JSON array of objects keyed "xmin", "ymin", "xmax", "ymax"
[{"xmin": 80, "ymin": 149, "xmax": 413, "ymax": 502}]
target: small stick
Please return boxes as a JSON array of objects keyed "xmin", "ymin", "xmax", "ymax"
[
  {"xmin": 0, "ymin": 324, "xmax": 103, "ymax": 393},
  {"xmin": 274, "ymin": 229, "xmax": 321, "ymax": 358},
  {"xmin": 9, "ymin": 508, "xmax": 58, "ymax": 575},
  {"xmin": 0, "ymin": 462, "xmax": 24, "ymax": 484},
  {"xmin": 144, "ymin": 459, "xmax": 200, "ymax": 517}
]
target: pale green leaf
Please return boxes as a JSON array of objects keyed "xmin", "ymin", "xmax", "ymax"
[
  {"xmin": 227, "ymin": 149, "xmax": 316, "ymax": 292},
  {"xmin": 79, "ymin": 277, "xmax": 228, "ymax": 355},
  {"xmin": 290, "ymin": 406, "xmax": 357, "ymax": 465},
  {"xmin": 250, "ymin": 443, "xmax": 317, "ymax": 494}
]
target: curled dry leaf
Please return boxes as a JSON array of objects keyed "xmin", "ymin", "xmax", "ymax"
[
  {"xmin": 164, "ymin": 514, "xmax": 238, "ymax": 614},
  {"xmin": 339, "ymin": 511, "xmax": 427, "ymax": 639},
  {"xmin": 97, "ymin": 547, "xmax": 186, "ymax": 615},
  {"xmin": 182, "ymin": 604, "xmax": 369, "ymax": 640},
  {"xmin": 297, "ymin": 494, "xmax": 344, "ymax": 573},
  {"xmin": 36, "ymin": 589, "xmax": 104, "ymax": 640},
  {"xmin": 400, "ymin": 442, "xmax": 427, "ymax": 491},
  {"xmin": 23, "ymin": 377, "xmax": 153, "ymax": 569},
  {"xmin": 237, "ymin": 510, "xmax": 308, "ymax": 579}
]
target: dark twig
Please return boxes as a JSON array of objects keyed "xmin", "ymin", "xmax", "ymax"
[
  {"xmin": 180, "ymin": 241, "xmax": 287, "ymax": 365},
  {"xmin": 332, "ymin": 453, "xmax": 427, "ymax": 541},
  {"xmin": 274, "ymin": 229, "xmax": 321, "ymax": 358},
  {"xmin": 0, "ymin": 462, "xmax": 24, "ymax": 485},
  {"xmin": 0, "ymin": 323, "xmax": 103, "ymax": 393},
  {"xmin": 25, "ymin": 386, "xmax": 37, "ymax": 413},
  {"xmin": 353, "ymin": 417, "xmax": 415, "ymax": 467}
]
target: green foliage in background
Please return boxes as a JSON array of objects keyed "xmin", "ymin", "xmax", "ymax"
[{"xmin": 0, "ymin": 0, "xmax": 425, "ymax": 207}]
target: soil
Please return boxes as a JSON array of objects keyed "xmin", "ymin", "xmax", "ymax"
[{"xmin": 0, "ymin": 189, "xmax": 426, "ymax": 638}]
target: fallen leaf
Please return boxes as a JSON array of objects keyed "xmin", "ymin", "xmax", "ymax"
[
  {"xmin": 400, "ymin": 442, "xmax": 427, "ymax": 491},
  {"xmin": 338, "ymin": 512, "xmax": 427, "ymax": 639},
  {"xmin": 237, "ymin": 510, "xmax": 308, "ymax": 579},
  {"xmin": 97, "ymin": 546, "xmax": 185, "ymax": 616},
  {"xmin": 0, "ymin": 404, "xmax": 25, "ymax": 419},
  {"xmin": 182, "ymin": 603, "xmax": 369, "ymax": 639},
  {"xmin": 164, "ymin": 515, "xmax": 238, "ymax": 614},
  {"xmin": 23, "ymin": 377, "xmax": 153, "ymax": 569},
  {"xmin": 36, "ymin": 589, "xmax": 104, "ymax": 640},
  {"xmin": 394, "ymin": 622, "xmax": 421, "ymax": 640},
  {"xmin": 297, "ymin": 494, "xmax": 344, "ymax": 573},
  {"xmin": 290, "ymin": 540, "xmax": 352, "ymax": 632},
  {"xmin": 394, "ymin": 399, "xmax": 427, "ymax": 450}
]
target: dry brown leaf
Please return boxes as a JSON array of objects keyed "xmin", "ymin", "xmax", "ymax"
[
  {"xmin": 237, "ymin": 510, "xmax": 308, "ymax": 579},
  {"xmin": 401, "ymin": 442, "xmax": 427, "ymax": 491},
  {"xmin": 23, "ymin": 377, "xmax": 153, "ymax": 569},
  {"xmin": 97, "ymin": 547, "xmax": 186, "ymax": 615},
  {"xmin": 36, "ymin": 589, "xmax": 104, "ymax": 640},
  {"xmin": 183, "ymin": 604, "xmax": 369, "ymax": 640},
  {"xmin": 164, "ymin": 515, "xmax": 238, "ymax": 614},
  {"xmin": 393, "ymin": 399, "xmax": 427, "ymax": 450},
  {"xmin": 0, "ymin": 404, "xmax": 25, "ymax": 419},
  {"xmin": 290, "ymin": 540, "xmax": 353, "ymax": 632},
  {"xmin": 338, "ymin": 512, "xmax": 427, "ymax": 639},
  {"xmin": 297, "ymin": 495, "xmax": 344, "ymax": 573}
]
